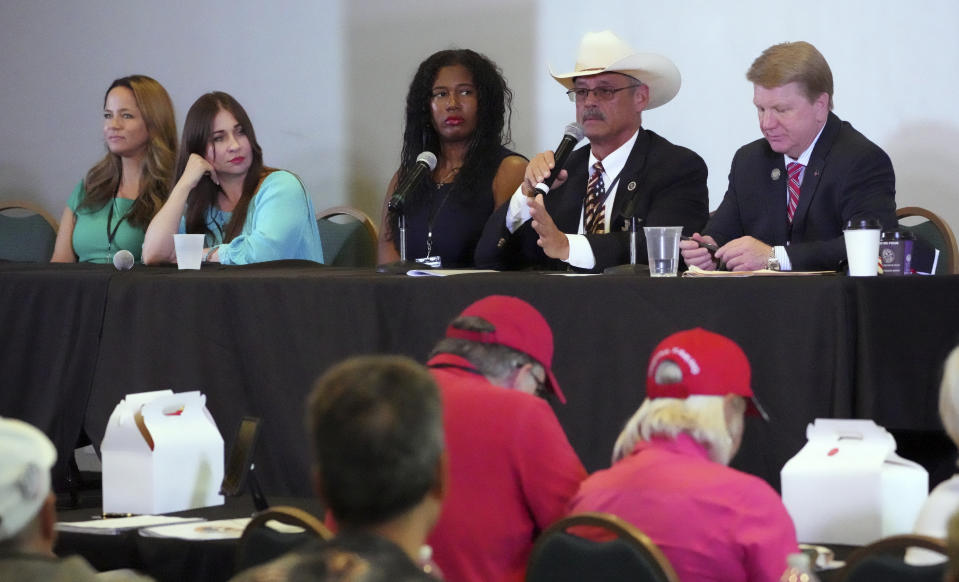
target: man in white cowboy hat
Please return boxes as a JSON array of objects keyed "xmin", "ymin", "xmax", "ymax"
[
  {"xmin": 476, "ymin": 30, "xmax": 709, "ymax": 272},
  {"xmin": 681, "ymin": 41, "xmax": 896, "ymax": 272},
  {"xmin": 0, "ymin": 417, "xmax": 153, "ymax": 581}
]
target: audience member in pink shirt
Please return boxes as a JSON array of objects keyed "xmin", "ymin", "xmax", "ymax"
[{"xmin": 568, "ymin": 328, "xmax": 798, "ymax": 582}]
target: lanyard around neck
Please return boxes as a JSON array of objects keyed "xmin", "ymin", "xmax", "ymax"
[
  {"xmin": 425, "ymin": 183, "xmax": 453, "ymax": 257},
  {"xmin": 106, "ymin": 197, "xmax": 132, "ymax": 250},
  {"xmin": 593, "ymin": 167, "xmax": 623, "ymax": 209}
]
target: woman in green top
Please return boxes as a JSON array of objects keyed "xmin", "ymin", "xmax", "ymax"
[{"xmin": 51, "ymin": 75, "xmax": 177, "ymax": 263}]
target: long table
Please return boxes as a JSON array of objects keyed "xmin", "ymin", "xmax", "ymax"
[{"xmin": 2, "ymin": 262, "xmax": 956, "ymax": 495}]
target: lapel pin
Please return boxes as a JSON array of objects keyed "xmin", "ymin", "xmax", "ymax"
[
  {"xmin": 770, "ymin": 168, "xmax": 781, "ymax": 181},
  {"xmin": 626, "ymin": 180, "xmax": 637, "ymax": 191}
]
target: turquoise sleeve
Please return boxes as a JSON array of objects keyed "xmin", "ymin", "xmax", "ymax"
[
  {"xmin": 218, "ymin": 171, "xmax": 324, "ymax": 265},
  {"xmin": 67, "ymin": 180, "xmax": 85, "ymax": 212}
]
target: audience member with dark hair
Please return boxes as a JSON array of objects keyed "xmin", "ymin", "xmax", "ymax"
[
  {"xmin": 52, "ymin": 75, "xmax": 177, "ymax": 263},
  {"xmin": 568, "ymin": 328, "xmax": 798, "ymax": 582},
  {"xmin": 424, "ymin": 295, "xmax": 586, "ymax": 582},
  {"xmin": 378, "ymin": 49, "xmax": 527, "ymax": 268},
  {"xmin": 230, "ymin": 356, "xmax": 444, "ymax": 582},
  {"xmin": 0, "ymin": 417, "xmax": 154, "ymax": 581},
  {"xmin": 143, "ymin": 91, "xmax": 323, "ymax": 265}
]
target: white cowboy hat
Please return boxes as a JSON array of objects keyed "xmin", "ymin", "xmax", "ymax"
[{"xmin": 550, "ymin": 30, "xmax": 681, "ymax": 110}]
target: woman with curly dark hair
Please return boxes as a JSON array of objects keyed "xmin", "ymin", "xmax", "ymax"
[
  {"xmin": 52, "ymin": 75, "xmax": 177, "ymax": 263},
  {"xmin": 378, "ymin": 49, "xmax": 526, "ymax": 268}
]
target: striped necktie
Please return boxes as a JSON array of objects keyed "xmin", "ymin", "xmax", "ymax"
[
  {"xmin": 583, "ymin": 162, "xmax": 606, "ymax": 234},
  {"xmin": 787, "ymin": 162, "xmax": 803, "ymax": 223}
]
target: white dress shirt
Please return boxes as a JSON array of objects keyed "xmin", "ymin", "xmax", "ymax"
[
  {"xmin": 773, "ymin": 122, "xmax": 826, "ymax": 271},
  {"xmin": 504, "ymin": 130, "xmax": 639, "ymax": 270}
]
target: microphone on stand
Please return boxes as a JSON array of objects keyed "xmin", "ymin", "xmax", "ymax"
[
  {"xmin": 604, "ymin": 191, "xmax": 648, "ymax": 275},
  {"xmin": 378, "ymin": 151, "xmax": 438, "ymax": 274},
  {"xmin": 533, "ymin": 123, "xmax": 585, "ymax": 195},
  {"xmin": 388, "ymin": 152, "xmax": 437, "ymax": 213}
]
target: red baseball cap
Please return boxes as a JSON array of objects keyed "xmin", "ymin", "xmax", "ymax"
[
  {"xmin": 445, "ymin": 295, "xmax": 565, "ymax": 403},
  {"xmin": 646, "ymin": 328, "xmax": 767, "ymax": 420}
]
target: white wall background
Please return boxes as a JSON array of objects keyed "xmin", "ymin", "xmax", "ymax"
[{"xmin": 2, "ymin": 0, "xmax": 958, "ymax": 235}]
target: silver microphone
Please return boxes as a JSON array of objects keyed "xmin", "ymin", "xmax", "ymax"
[{"xmin": 112, "ymin": 249, "xmax": 134, "ymax": 271}]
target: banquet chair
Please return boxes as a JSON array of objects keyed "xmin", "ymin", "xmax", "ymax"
[
  {"xmin": 0, "ymin": 200, "xmax": 58, "ymax": 262},
  {"xmin": 838, "ymin": 533, "xmax": 947, "ymax": 582},
  {"xmin": 526, "ymin": 512, "xmax": 679, "ymax": 582},
  {"xmin": 234, "ymin": 505, "xmax": 332, "ymax": 573},
  {"xmin": 316, "ymin": 205, "xmax": 378, "ymax": 267},
  {"xmin": 896, "ymin": 205, "xmax": 958, "ymax": 274}
]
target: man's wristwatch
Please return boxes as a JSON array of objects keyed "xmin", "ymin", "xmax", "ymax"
[{"xmin": 766, "ymin": 248, "xmax": 780, "ymax": 271}]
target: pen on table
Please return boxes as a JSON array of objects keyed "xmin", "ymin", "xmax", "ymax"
[{"xmin": 101, "ymin": 512, "xmax": 138, "ymax": 518}]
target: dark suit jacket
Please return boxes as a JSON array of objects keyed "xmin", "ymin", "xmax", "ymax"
[
  {"xmin": 705, "ymin": 112, "xmax": 897, "ymax": 271},
  {"xmin": 474, "ymin": 129, "xmax": 709, "ymax": 272}
]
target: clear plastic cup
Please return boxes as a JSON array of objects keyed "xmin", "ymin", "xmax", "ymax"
[
  {"xmin": 644, "ymin": 226, "xmax": 683, "ymax": 277},
  {"xmin": 173, "ymin": 234, "xmax": 205, "ymax": 270}
]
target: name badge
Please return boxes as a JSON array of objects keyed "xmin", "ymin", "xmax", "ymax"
[{"xmin": 415, "ymin": 255, "xmax": 442, "ymax": 268}]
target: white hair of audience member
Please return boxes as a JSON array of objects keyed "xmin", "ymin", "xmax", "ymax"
[
  {"xmin": 941, "ymin": 346, "xmax": 959, "ymax": 452},
  {"xmin": 612, "ymin": 360, "xmax": 746, "ymax": 466},
  {"xmin": 906, "ymin": 345, "xmax": 959, "ymax": 566}
]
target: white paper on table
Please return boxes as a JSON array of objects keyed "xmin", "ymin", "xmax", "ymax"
[
  {"xmin": 56, "ymin": 515, "xmax": 204, "ymax": 535},
  {"xmin": 406, "ymin": 269, "xmax": 499, "ymax": 276},
  {"xmin": 139, "ymin": 517, "xmax": 308, "ymax": 540},
  {"xmin": 139, "ymin": 517, "xmax": 252, "ymax": 540}
]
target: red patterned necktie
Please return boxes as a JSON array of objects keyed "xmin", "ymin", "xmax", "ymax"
[
  {"xmin": 787, "ymin": 162, "xmax": 803, "ymax": 223},
  {"xmin": 583, "ymin": 161, "xmax": 606, "ymax": 234}
]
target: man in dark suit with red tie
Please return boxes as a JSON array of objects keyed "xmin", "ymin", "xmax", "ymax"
[
  {"xmin": 474, "ymin": 30, "xmax": 708, "ymax": 272},
  {"xmin": 681, "ymin": 41, "xmax": 897, "ymax": 272}
]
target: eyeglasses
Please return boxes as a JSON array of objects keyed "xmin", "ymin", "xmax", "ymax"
[
  {"xmin": 530, "ymin": 367, "xmax": 549, "ymax": 399},
  {"xmin": 566, "ymin": 84, "xmax": 641, "ymax": 103}
]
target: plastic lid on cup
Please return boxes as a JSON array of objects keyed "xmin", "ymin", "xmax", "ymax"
[
  {"xmin": 844, "ymin": 217, "xmax": 881, "ymax": 230},
  {"xmin": 881, "ymin": 228, "xmax": 915, "ymax": 241}
]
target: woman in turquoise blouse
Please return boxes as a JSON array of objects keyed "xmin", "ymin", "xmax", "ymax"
[
  {"xmin": 51, "ymin": 75, "xmax": 177, "ymax": 263},
  {"xmin": 142, "ymin": 92, "xmax": 323, "ymax": 265}
]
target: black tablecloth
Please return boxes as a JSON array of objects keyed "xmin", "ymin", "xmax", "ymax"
[
  {"xmin": 0, "ymin": 263, "xmax": 113, "ymax": 489},
  {"xmin": 3, "ymin": 262, "xmax": 957, "ymax": 496},
  {"xmin": 55, "ymin": 496, "xmax": 324, "ymax": 582}
]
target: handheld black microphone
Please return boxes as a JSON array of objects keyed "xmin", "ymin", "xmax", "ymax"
[
  {"xmin": 533, "ymin": 122, "xmax": 585, "ymax": 195},
  {"xmin": 112, "ymin": 249, "xmax": 134, "ymax": 271},
  {"xmin": 388, "ymin": 151, "xmax": 438, "ymax": 212}
]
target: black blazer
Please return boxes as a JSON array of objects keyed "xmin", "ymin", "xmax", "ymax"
[
  {"xmin": 705, "ymin": 112, "xmax": 897, "ymax": 271},
  {"xmin": 475, "ymin": 129, "xmax": 709, "ymax": 272}
]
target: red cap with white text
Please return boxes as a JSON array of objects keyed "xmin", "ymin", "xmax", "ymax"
[{"xmin": 646, "ymin": 328, "xmax": 768, "ymax": 419}]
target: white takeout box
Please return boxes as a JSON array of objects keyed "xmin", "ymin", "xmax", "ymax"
[
  {"xmin": 780, "ymin": 419, "xmax": 927, "ymax": 545},
  {"xmin": 101, "ymin": 390, "xmax": 225, "ymax": 514}
]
